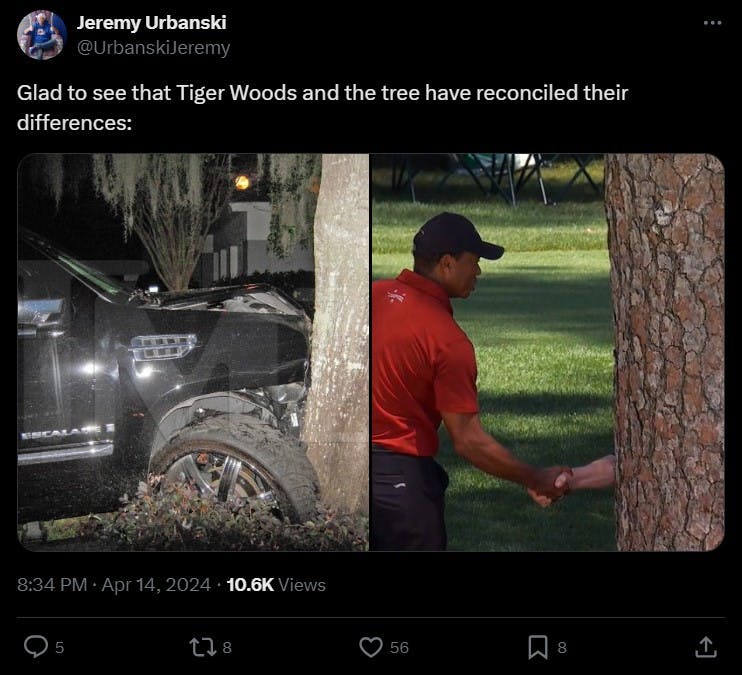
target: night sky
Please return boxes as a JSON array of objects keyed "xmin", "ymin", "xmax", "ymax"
[
  {"xmin": 17, "ymin": 153, "xmax": 260, "ymax": 288},
  {"xmin": 19, "ymin": 156, "xmax": 149, "ymax": 260}
]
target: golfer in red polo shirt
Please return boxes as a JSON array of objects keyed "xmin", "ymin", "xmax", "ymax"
[{"xmin": 372, "ymin": 212, "xmax": 571, "ymax": 550}]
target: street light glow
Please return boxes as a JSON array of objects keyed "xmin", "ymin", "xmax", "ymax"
[{"xmin": 234, "ymin": 174, "xmax": 250, "ymax": 190}]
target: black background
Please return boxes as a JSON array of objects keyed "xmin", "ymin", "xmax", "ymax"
[{"xmin": 12, "ymin": 1, "xmax": 734, "ymax": 667}]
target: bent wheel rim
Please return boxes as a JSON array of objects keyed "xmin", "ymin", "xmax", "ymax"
[{"xmin": 165, "ymin": 451, "xmax": 277, "ymax": 505}]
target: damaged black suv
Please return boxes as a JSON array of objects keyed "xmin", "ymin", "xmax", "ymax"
[{"xmin": 17, "ymin": 228, "xmax": 318, "ymax": 525}]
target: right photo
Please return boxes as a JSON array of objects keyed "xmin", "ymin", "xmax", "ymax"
[{"xmin": 370, "ymin": 153, "xmax": 724, "ymax": 552}]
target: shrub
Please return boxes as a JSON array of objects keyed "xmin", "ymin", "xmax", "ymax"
[{"xmin": 78, "ymin": 478, "xmax": 368, "ymax": 552}]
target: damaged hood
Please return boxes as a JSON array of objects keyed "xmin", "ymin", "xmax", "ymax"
[{"xmin": 149, "ymin": 284, "xmax": 309, "ymax": 320}]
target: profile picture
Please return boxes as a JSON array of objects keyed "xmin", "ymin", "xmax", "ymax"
[{"xmin": 17, "ymin": 10, "xmax": 67, "ymax": 60}]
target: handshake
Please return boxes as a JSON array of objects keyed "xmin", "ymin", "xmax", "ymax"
[{"xmin": 527, "ymin": 454, "xmax": 616, "ymax": 507}]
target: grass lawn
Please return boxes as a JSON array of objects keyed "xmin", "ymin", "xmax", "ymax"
[{"xmin": 372, "ymin": 159, "xmax": 616, "ymax": 551}]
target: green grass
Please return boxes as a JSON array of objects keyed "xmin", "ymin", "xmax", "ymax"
[
  {"xmin": 373, "ymin": 202, "xmax": 607, "ymax": 255},
  {"xmin": 372, "ymin": 169, "xmax": 616, "ymax": 551},
  {"xmin": 372, "ymin": 156, "xmax": 607, "ymax": 253},
  {"xmin": 18, "ymin": 516, "xmax": 87, "ymax": 543}
]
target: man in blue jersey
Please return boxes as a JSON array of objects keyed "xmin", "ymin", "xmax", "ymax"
[{"xmin": 24, "ymin": 13, "xmax": 60, "ymax": 60}]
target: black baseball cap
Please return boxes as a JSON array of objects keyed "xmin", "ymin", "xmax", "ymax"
[{"xmin": 412, "ymin": 212, "xmax": 505, "ymax": 260}]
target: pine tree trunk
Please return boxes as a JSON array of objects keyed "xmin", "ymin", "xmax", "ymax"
[
  {"xmin": 605, "ymin": 154, "xmax": 724, "ymax": 551},
  {"xmin": 304, "ymin": 155, "xmax": 369, "ymax": 514}
]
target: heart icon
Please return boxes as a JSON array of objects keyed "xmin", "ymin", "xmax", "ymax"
[{"xmin": 359, "ymin": 636, "xmax": 383, "ymax": 658}]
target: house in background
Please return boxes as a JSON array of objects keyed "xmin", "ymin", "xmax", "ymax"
[
  {"xmin": 197, "ymin": 201, "xmax": 314, "ymax": 287},
  {"xmin": 86, "ymin": 260, "xmax": 149, "ymax": 287}
]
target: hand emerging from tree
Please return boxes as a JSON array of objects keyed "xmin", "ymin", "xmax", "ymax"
[
  {"xmin": 527, "ymin": 465, "xmax": 573, "ymax": 501},
  {"xmin": 528, "ymin": 454, "xmax": 616, "ymax": 507}
]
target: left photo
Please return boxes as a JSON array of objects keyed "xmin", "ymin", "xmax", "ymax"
[{"xmin": 17, "ymin": 153, "xmax": 368, "ymax": 551}]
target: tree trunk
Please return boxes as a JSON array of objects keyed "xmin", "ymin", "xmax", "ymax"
[
  {"xmin": 605, "ymin": 154, "xmax": 724, "ymax": 551},
  {"xmin": 304, "ymin": 155, "xmax": 369, "ymax": 514}
]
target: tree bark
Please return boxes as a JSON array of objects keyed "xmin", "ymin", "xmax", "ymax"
[
  {"xmin": 304, "ymin": 155, "xmax": 369, "ymax": 514},
  {"xmin": 606, "ymin": 154, "xmax": 724, "ymax": 551}
]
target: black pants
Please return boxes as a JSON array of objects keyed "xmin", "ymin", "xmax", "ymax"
[{"xmin": 371, "ymin": 446, "xmax": 449, "ymax": 551}]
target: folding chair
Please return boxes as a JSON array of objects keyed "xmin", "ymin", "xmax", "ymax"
[
  {"xmin": 389, "ymin": 153, "xmax": 550, "ymax": 205},
  {"xmin": 440, "ymin": 153, "xmax": 550, "ymax": 206},
  {"xmin": 390, "ymin": 154, "xmax": 451, "ymax": 202},
  {"xmin": 513, "ymin": 154, "xmax": 549, "ymax": 204},
  {"xmin": 436, "ymin": 153, "xmax": 517, "ymax": 204},
  {"xmin": 548, "ymin": 154, "xmax": 602, "ymax": 203}
]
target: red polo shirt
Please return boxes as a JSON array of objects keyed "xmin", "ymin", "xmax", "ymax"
[{"xmin": 372, "ymin": 269, "xmax": 479, "ymax": 456}]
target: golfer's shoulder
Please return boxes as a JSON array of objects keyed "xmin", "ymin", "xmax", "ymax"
[
  {"xmin": 372, "ymin": 278, "xmax": 433, "ymax": 309},
  {"xmin": 371, "ymin": 278, "xmax": 403, "ymax": 294},
  {"xmin": 425, "ymin": 308, "xmax": 471, "ymax": 349},
  {"xmin": 439, "ymin": 321, "xmax": 473, "ymax": 350},
  {"xmin": 372, "ymin": 278, "xmax": 395, "ymax": 293}
]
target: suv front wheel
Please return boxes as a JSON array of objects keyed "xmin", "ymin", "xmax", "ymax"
[{"xmin": 151, "ymin": 412, "xmax": 318, "ymax": 522}]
